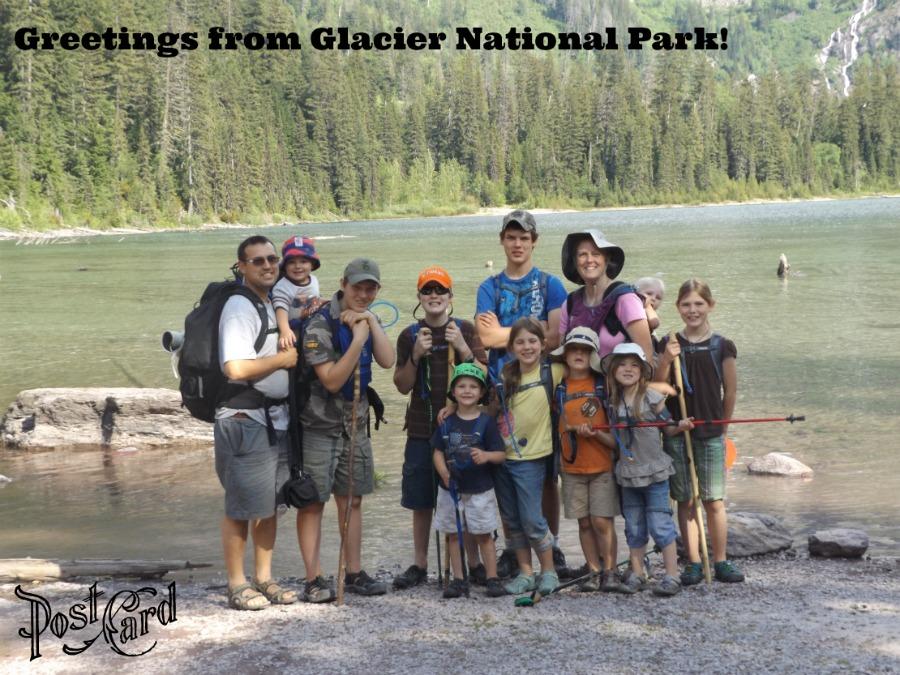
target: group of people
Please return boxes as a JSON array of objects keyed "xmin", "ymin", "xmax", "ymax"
[{"xmin": 213, "ymin": 210, "xmax": 744, "ymax": 611}]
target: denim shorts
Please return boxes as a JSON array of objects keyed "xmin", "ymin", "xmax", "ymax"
[
  {"xmin": 214, "ymin": 417, "xmax": 289, "ymax": 521},
  {"xmin": 665, "ymin": 434, "xmax": 726, "ymax": 502},
  {"xmin": 621, "ymin": 479, "xmax": 677, "ymax": 550},
  {"xmin": 401, "ymin": 437, "xmax": 439, "ymax": 510},
  {"xmin": 493, "ymin": 458, "xmax": 553, "ymax": 553}
]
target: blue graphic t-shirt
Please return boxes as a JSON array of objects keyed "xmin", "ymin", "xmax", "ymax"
[
  {"xmin": 475, "ymin": 268, "xmax": 567, "ymax": 380},
  {"xmin": 431, "ymin": 414, "xmax": 504, "ymax": 494}
]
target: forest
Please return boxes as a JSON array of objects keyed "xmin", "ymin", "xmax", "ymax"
[{"xmin": 0, "ymin": 0, "xmax": 896, "ymax": 230}]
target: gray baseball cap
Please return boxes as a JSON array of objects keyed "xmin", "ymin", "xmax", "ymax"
[
  {"xmin": 501, "ymin": 210, "xmax": 537, "ymax": 236},
  {"xmin": 343, "ymin": 258, "xmax": 381, "ymax": 285}
]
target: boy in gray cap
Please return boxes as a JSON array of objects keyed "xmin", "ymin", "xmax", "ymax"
[{"xmin": 296, "ymin": 258, "xmax": 395, "ymax": 600}]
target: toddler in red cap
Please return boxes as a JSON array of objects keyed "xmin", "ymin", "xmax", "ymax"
[{"xmin": 273, "ymin": 235, "xmax": 323, "ymax": 349}]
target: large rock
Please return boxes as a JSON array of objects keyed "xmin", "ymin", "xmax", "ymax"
[
  {"xmin": 726, "ymin": 512, "xmax": 794, "ymax": 558},
  {"xmin": 747, "ymin": 452, "xmax": 813, "ymax": 478},
  {"xmin": 1, "ymin": 388, "xmax": 213, "ymax": 449},
  {"xmin": 809, "ymin": 528, "xmax": 869, "ymax": 558}
]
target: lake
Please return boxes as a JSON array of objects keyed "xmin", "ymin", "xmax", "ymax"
[{"xmin": 1, "ymin": 197, "xmax": 898, "ymax": 577}]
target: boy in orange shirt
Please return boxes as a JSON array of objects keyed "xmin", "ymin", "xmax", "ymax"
[{"xmin": 551, "ymin": 327, "xmax": 622, "ymax": 592}]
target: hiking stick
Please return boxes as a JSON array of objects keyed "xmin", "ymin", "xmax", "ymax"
[
  {"xmin": 671, "ymin": 334, "xmax": 712, "ymax": 585},
  {"xmin": 443, "ymin": 534, "xmax": 451, "ymax": 588},
  {"xmin": 513, "ymin": 570, "xmax": 596, "ymax": 607},
  {"xmin": 449, "ymin": 480, "xmax": 467, "ymax": 582},
  {"xmin": 336, "ymin": 364, "xmax": 361, "ymax": 606},
  {"xmin": 588, "ymin": 414, "xmax": 805, "ymax": 430}
]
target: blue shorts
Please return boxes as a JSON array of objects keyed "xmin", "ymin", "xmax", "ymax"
[
  {"xmin": 401, "ymin": 437, "xmax": 439, "ymax": 510},
  {"xmin": 621, "ymin": 480, "xmax": 678, "ymax": 550}
]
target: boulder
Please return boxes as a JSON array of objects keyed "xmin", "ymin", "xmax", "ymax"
[
  {"xmin": 747, "ymin": 452, "xmax": 813, "ymax": 478},
  {"xmin": 1, "ymin": 388, "xmax": 213, "ymax": 449},
  {"xmin": 808, "ymin": 529, "xmax": 869, "ymax": 558},
  {"xmin": 726, "ymin": 512, "xmax": 794, "ymax": 558}
]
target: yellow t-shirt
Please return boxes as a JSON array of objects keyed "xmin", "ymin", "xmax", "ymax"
[{"xmin": 500, "ymin": 362, "xmax": 565, "ymax": 461}]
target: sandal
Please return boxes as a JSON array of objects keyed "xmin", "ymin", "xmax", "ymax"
[
  {"xmin": 252, "ymin": 578, "xmax": 298, "ymax": 605},
  {"xmin": 228, "ymin": 582, "xmax": 270, "ymax": 611}
]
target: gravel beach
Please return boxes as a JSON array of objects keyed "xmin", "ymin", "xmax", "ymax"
[{"xmin": 2, "ymin": 554, "xmax": 897, "ymax": 674}]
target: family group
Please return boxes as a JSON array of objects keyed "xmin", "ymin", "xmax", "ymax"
[{"xmin": 212, "ymin": 210, "xmax": 743, "ymax": 611}]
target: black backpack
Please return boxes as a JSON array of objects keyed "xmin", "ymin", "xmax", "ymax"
[{"xmin": 177, "ymin": 279, "xmax": 269, "ymax": 422}]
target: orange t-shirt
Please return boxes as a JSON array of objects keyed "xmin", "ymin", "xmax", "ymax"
[{"xmin": 558, "ymin": 376, "xmax": 614, "ymax": 474}]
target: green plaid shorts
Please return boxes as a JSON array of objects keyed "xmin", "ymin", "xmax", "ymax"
[{"xmin": 664, "ymin": 434, "xmax": 726, "ymax": 502}]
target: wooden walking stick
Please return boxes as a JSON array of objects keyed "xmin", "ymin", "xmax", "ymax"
[
  {"xmin": 670, "ymin": 333, "xmax": 713, "ymax": 585},
  {"xmin": 336, "ymin": 364, "xmax": 361, "ymax": 605}
]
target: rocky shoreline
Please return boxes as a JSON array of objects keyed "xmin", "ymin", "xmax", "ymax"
[{"xmin": 1, "ymin": 554, "xmax": 897, "ymax": 673}]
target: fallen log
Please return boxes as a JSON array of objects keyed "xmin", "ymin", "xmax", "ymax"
[{"xmin": 0, "ymin": 558, "xmax": 212, "ymax": 582}]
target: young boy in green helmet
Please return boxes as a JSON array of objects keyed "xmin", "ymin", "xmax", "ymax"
[{"xmin": 432, "ymin": 363, "xmax": 507, "ymax": 598}]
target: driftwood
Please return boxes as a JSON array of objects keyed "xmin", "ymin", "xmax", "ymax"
[{"xmin": 0, "ymin": 558, "xmax": 212, "ymax": 582}]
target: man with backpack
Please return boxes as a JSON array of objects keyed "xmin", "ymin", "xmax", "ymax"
[
  {"xmin": 475, "ymin": 210, "xmax": 569, "ymax": 577},
  {"xmin": 215, "ymin": 235, "xmax": 298, "ymax": 611},
  {"xmin": 296, "ymin": 258, "xmax": 395, "ymax": 600}
]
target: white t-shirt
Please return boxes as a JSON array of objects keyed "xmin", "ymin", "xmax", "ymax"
[
  {"xmin": 271, "ymin": 274, "xmax": 320, "ymax": 324},
  {"xmin": 216, "ymin": 294, "xmax": 289, "ymax": 429}
]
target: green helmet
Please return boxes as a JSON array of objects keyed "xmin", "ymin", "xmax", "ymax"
[{"xmin": 448, "ymin": 362, "xmax": 487, "ymax": 393}]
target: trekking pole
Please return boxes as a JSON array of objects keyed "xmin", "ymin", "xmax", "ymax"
[
  {"xmin": 449, "ymin": 479, "xmax": 467, "ymax": 583},
  {"xmin": 671, "ymin": 333, "xmax": 712, "ymax": 586},
  {"xmin": 514, "ymin": 570, "xmax": 596, "ymax": 607},
  {"xmin": 589, "ymin": 414, "xmax": 806, "ymax": 431},
  {"xmin": 336, "ymin": 364, "xmax": 361, "ymax": 606}
]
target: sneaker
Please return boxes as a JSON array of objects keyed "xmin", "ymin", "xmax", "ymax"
[
  {"xmin": 345, "ymin": 570, "xmax": 387, "ymax": 596},
  {"xmin": 653, "ymin": 575, "xmax": 682, "ymax": 597},
  {"xmin": 393, "ymin": 564, "xmax": 427, "ymax": 590},
  {"xmin": 485, "ymin": 577, "xmax": 507, "ymax": 597},
  {"xmin": 714, "ymin": 560, "xmax": 745, "ymax": 583},
  {"xmin": 600, "ymin": 570, "xmax": 627, "ymax": 593},
  {"xmin": 303, "ymin": 575, "xmax": 336, "ymax": 603},
  {"xmin": 442, "ymin": 578, "xmax": 470, "ymax": 599},
  {"xmin": 620, "ymin": 570, "xmax": 648, "ymax": 594},
  {"xmin": 552, "ymin": 547, "xmax": 568, "ymax": 576},
  {"xmin": 537, "ymin": 570, "xmax": 559, "ymax": 596},
  {"xmin": 680, "ymin": 562, "xmax": 704, "ymax": 586},
  {"xmin": 578, "ymin": 571, "xmax": 602, "ymax": 592},
  {"xmin": 468, "ymin": 563, "xmax": 487, "ymax": 586},
  {"xmin": 503, "ymin": 573, "xmax": 536, "ymax": 595},
  {"xmin": 496, "ymin": 548, "xmax": 519, "ymax": 579}
]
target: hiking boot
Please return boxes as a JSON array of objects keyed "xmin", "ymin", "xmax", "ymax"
[
  {"xmin": 468, "ymin": 563, "xmax": 487, "ymax": 586},
  {"xmin": 393, "ymin": 564, "xmax": 427, "ymax": 590},
  {"xmin": 442, "ymin": 578, "xmax": 470, "ymax": 599},
  {"xmin": 620, "ymin": 570, "xmax": 648, "ymax": 594},
  {"xmin": 578, "ymin": 571, "xmax": 602, "ymax": 592},
  {"xmin": 537, "ymin": 571, "xmax": 559, "ymax": 596},
  {"xmin": 504, "ymin": 573, "xmax": 536, "ymax": 595},
  {"xmin": 345, "ymin": 570, "xmax": 387, "ymax": 596},
  {"xmin": 680, "ymin": 562, "xmax": 704, "ymax": 587},
  {"xmin": 552, "ymin": 547, "xmax": 568, "ymax": 576},
  {"xmin": 496, "ymin": 548, "xmax": 519, "ymax": 579},
  {"xmin": 566, "ymin": 562, "xmax": 590, "ymax": 581},
  {"xmin": 485, "ymin": 577, "xmax": 507, "ymax": 597},
  {"xmin": 601, "ymin": 570, "xmax": 627, "ymax": 593},
  {"xmin": 653, "ymin": 575, "xmax": 682, "ymax": 597},
  {"xmin": 303, "ymin": 575, "xmax": 336, "ymax": 604},
  {"xmin": 714, "ymin": 560, "xmax": 745, "ymax": 583}
]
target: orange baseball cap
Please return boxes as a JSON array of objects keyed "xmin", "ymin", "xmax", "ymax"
[{"xmin": 417, "ymin": 266, "xmax": 452, "ymax": 290}]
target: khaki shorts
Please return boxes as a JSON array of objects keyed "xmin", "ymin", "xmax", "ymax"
[
  {"xmin": 561, "ymin": 471, "xmax": 620, "ymax": 520},
  {"xmin": 433, "ymin": 487, "xmax": 500, "ymax": 536},
  {"xmin": 303, "ymin": 428, "xmax": 374, "ymax": 501}
]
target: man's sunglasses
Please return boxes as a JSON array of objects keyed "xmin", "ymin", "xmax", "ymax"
[
  {"xmin": 243, "ymin": 255, "xmax": 280, "ymax": 267},
  {"xmin": 419, "ymin": 286, "xmax": 450, "ymax": 296}
]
